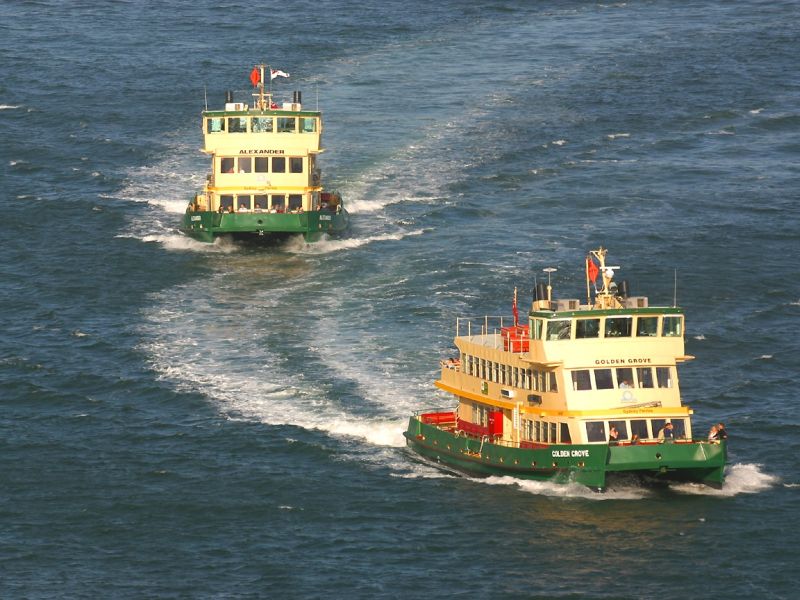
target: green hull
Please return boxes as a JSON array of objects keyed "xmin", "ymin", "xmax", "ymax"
[
  {"xmin": 180, "ymin": 209, "xmax": 349, "ymax": 243},
  {"xmin": 404, "ymin": 416, "xmax": 726, "ymax": 491}
]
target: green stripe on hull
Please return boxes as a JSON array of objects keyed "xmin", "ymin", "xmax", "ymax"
[
  {"xmin": 180, "ymin": 209, "xmax": 349, "ymax": 242},
  {"xmin": 404, "ymin": 417, "xmax": 726, "ymax": 491}
]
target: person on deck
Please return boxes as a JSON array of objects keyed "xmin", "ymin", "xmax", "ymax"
[{"xmin": 658, "ymin": 422, "xmax": 674, "ymax": 440}]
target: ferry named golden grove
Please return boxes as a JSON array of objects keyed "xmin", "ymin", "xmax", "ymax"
[
  {"xmin": 181, "ymin": 63, "xmax": 349, "ymax": 243},
  {"xmin": 404, "ymin": 248, "xmax": 728, "ymax": 491}
]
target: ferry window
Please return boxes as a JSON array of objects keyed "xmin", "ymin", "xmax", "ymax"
[
  {"xmin": 637, "ymin": 367, "xmax": 654, "ymax": 388},
  {"xmin": 271, "ymin": 195, "xmax": 285, "ymax": 211},
  {"xmin": 586, "ymin": 421, "xmax": 606, "ymax": 443},
  {"xmin": 532, "ymin": 319, "xmax": 544, "ymax": 340},
  {"xmin": 288, "ymin": 194, "xmax": 303, "ymax": 211},
  {"xmin": 238, "ymin": 157, "xmax": 252, "ymax": 173},
  {"xmin": 272, "ymin": 156, "xmax": 286, "ymax": 173},
  {"xmin": 663, "ymin": 316, "xmax": 682, "ymax": 337},
  {"xmin": 605, "ymin": 317, "xmax": 632, "ymax": 337},
  {"xmin": 541, "ymin": 422, "xmax": 549, "ymax": 443},
  {"xmin": 251, "ymin": 117, "xmax": 273, "ymax": 132},
  {"xmin": 616, "ymin": 367, "xmax": 634, "ymax": 388},
  {"xmin": 550, "ymin": 423, "xmax": 557, "ymax": 443},
  {"xmin": 670, "ymin": 419, "xmax": 686, "ymax": 439},
  {"xmin": 481, "ymin": 359, "xmax": 487, "ymax": 380},
  {"xmin": 525, "ymin": 369, "xmax": 533, "ymax": 390},
  {"xmin": 228, "ymin": 117, "xmax": 247, "ymax": 133},
  {"xmin": 656, "ymin": 367, "xmax": 672, "ymax": 388},
  {"xmin": 277, "ymin": 117, "xmax": 296, "ymax": 132},
  {"xmin": 220, "ymin": 157, "xmax": 234, "ymax": 173},
  {"xmin": 546, "ymin": 319, "xmax": 571, "ymax": 341},
  {"xmin": 299, "ymin": 117, "xmax": 316, "ymax": 133},
  {"xmin": 571, "ymin": 370, "xmax": 591, "ymax": 391},
  {"xmin": 290, "ymin": 157, "xmax": 303, "ymax": 173},
  {"xmin": 255, "ymin": 157, "xmax": 269, "ymax": 173},
  {"xmin": 560, "ymin": 423, "xmax": 572, "ymax": 444},
  {"xmin": 630, "ymin": 419, "xmax": 649, "ymax": 439},
  {"xmin": 534, "ymin": 421, "xmax": 541, "ymax": 442},
  {"xmin": 594, "ymin": 369, "xmax": 614, "ymax": 390},
  {"xmin": 237, "ymin": 195, "xmax": 251, "ymax": 210},
  {"xmin": 219, "ymin": 195, "xmax": 234, "ymax": 211},
  {"xmin": 609, "ymin": 420, "xmax": 628, "ymax": 440},
  {"xmin": 651, "ymin": 419, "xmax": 666, "ymax": 437},
  {"xmin": 493, "ymin": 362, "xmax": 500, "ymax": 383},
  {"xmin": 207, "ymin": 117, "xmax": 225, "ymax": 133},
  {"xmin": 637, "ymin": 316, "xmax": 658, "ymax": 337},
  {"xmin": 254, "ymin": 195, "xmax": 267, "ymax": 210},
  {"xmin": 576, "ymin": 318, "xmax": 600, "ymax": 339},
  {"xmin": 548, "ymin": 372, "xmax": 558, "ymax": 393}
]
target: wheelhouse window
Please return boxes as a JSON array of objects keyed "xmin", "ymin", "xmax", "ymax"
[
  {"xmin": 251, "ymin": 117, "xmax": 273, "ymax": 132},
  {"xmin": 207, "ymin": 117, "xmax": 225, "ymax": 133},
  {"xmin": 299, "ymin": 117, "xmax": 317, "ymax": 132},
  {"xmin": 272, "ymin": 157, "xmax": 286, "ymax": 173},
  {"xmin": 586, "ymin": 421, "xmax": 606, "ymax": 442},
  {"xmin": 594, "ymin": 369, "xmax": 614, "ymax": 390},
  {"xmin": 636, "ymin": 316, "xmax": 658, "ymax": 337},
  {"xmin": 576, "ymin": 318, "xmax": 600, "ymax": 339},
  {"xmin": 277, "ymin": 117, "xmax": 296, "ymax": 132},
  {"xmin": 571, "ymin": 370, "xmax": 592, "ymax": 391},
  {"xmin": 290, "ymin": 157, "xmax": 303, "ymax": 173},
  {"xmin": 605, "ymin": 316, "xmax": 632, "ymax": 337},
  {"xmin": 227, "ymin": 117, "xmax": 247, "ymax": 133},
  {"xmin": 546, "ymin": 319, "xmax": 571, "ymax": 341},
  {"xmin": 255, "ymin": 157, "xmax": 269, "ymax": 172},
  {"xmin": 532, "ymin": 319, "xmax": 544, "ymax": 340},
  {"xmin": 663, "ymin": 316, "xmax": 683, "ymax": 337}
]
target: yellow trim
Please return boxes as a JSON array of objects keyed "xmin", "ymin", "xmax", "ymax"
[
  {"xmin": 209, "ymin": 186, "xmax": 313, "ymax": 192},
  {"xmin": 434, "ymin": 380, "xmax": 692, "ymax": 418},
  {"xmin": 434, "ymin": 380, "xmax": 515, "ymax": 410}
]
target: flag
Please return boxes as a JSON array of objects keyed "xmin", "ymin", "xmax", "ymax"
[
  {"xmin": 249, "ymin": 67, "xmax": 260, "ymax": 87},
  {"xmin": 586, "ymin": 256, "xmax": 599, "ymax": 284},
  {"xmin": 270, "ymin": 68, "xmax": 290, "ymax": 80},
  {"xmin": 512, "ymin": 287, "xmax": 519, "ymax": 327}
]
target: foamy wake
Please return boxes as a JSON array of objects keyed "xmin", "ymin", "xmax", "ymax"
[{"xmin": 669, "ymin": 463, "xmax": 778, "ymax": 496}]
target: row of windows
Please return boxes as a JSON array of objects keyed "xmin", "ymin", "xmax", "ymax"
[
  {"xmin": 462, "ymin": 354, "xmax": 558, "ymax": 392},
  {"xmin": 207, "ymin": 116, "xmax": 317, "ymax": 134},
  {"xmin": 219, "ymin": 193, "xmax": 305, "ymax": 212},
  {"xmin": 521, "ymin": 418, "xmax": 687, "ymax": 444},
  {"xmin": 533, "ymin": 315, "xmax": 683, "ymax": 341},
  {"xmin": 522, "ymin": 420, "xmax": 572, "ymax": 444},
  {"xmin": 220, "ymin": 156, "xmax": 304, "ymax": 174},
  {"xmin": 570, "ymin": 366, "xmax": 674, "ymax": 391},
  {"xmin": 586, "ymin": 418, "xmax": 686, "ymax": 442}
]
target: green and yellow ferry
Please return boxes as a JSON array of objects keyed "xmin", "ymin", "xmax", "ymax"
[
  {"xmin": 181, "ymin": 63, "xmax": 349, "ymax": 243},
  {"xmin": 404, "ymin": 247, "xmax": 727, "ymax": 491}
]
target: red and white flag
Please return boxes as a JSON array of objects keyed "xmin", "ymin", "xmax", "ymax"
[{"xmin": 270, "ymin": 68, "xmax": 290, "ymax": 80}]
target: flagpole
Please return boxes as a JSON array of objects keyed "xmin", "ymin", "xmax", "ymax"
[{"xmin": 585, "ymin": 257, "xmax": 591, "ymax": 305}]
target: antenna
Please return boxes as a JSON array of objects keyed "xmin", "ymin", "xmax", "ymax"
[
  {"xmin": 204, "ymin": 84, "xmax": 208, "ymax": 111},
  {"xmin": 543, "ymin": 267, "xmax": 557, "ymax": 302},
  {"xmin": 673, "ymin": 268, "xmax": 678, "ymax": 307}
]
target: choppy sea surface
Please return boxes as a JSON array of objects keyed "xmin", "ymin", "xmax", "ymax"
[{"xmin": 2, "ymin": 1, "xmax": 799, "ymax": 597}]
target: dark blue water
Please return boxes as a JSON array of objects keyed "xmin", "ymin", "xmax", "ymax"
[{"xmin": 2, "ymin": 1, "xmax": 799, "ymax": 597}]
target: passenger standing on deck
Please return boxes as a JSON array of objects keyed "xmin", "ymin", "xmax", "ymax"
[
  {"xmin": 658, "ymin": 422, "xmax": 674, "ymax": 440},
  {"xmin": 716, "ymin": 423, "xmax": 728, "ymax": 440}
]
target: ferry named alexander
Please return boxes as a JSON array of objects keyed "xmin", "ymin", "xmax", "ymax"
[
  {"xmin": 404, "ymin": 248, "xmax": 727, "ymax": 491},
  {"xmin": 181, "ymin": 63, "xmax": 348, "ymax": 243}
]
